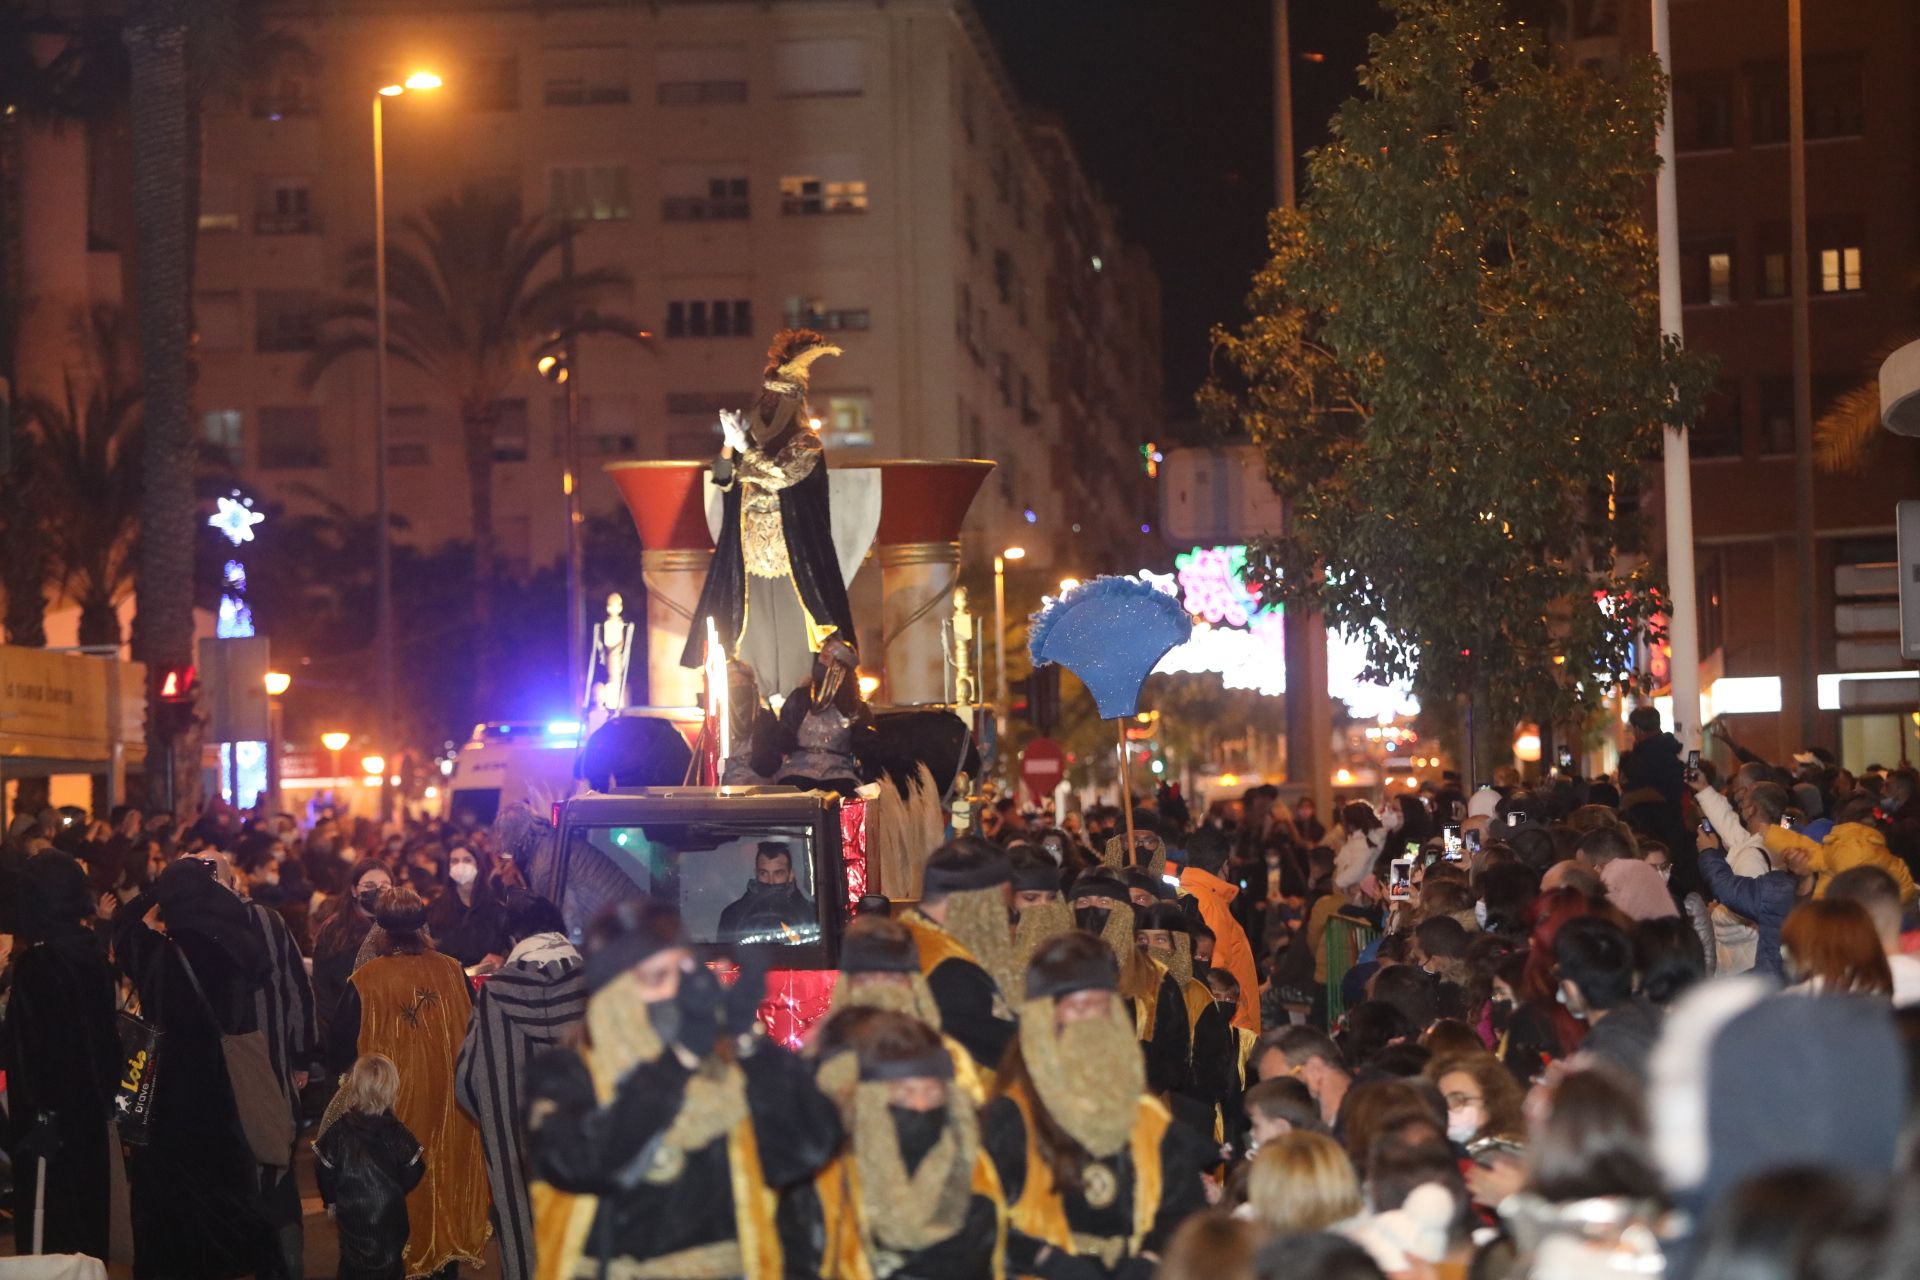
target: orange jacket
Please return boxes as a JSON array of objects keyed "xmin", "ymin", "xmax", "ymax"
[{"xmin": 1178, "ymin": 866, "xmax": 1261, "ymax": 1033}]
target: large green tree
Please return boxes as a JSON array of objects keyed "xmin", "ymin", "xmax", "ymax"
[
  {"xmin": 1204, "ymin": 0, "xmax": 1713, "ymax": 768},
  {"xmin": 303, "ymin": 186, "xmax": 646, "ymax": 697}
]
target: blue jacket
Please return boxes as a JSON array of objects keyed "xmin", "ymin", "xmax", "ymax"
[{"xmin": 1698, "ymin": 845, "xmax": 1797, "ymax": 979}]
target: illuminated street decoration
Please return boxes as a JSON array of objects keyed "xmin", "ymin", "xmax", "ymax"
[
  {"xmin": 210, "ymin": 492, "xmax": 267, "ymax": 806},
  {"xmin": 1135, "ymin": 548, "xmax": 1419, "ymax": 719}
]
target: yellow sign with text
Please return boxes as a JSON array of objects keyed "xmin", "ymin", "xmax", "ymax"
[{"xmin": 0, "ymin": 646, "xmax": 112, "ymax": 761}]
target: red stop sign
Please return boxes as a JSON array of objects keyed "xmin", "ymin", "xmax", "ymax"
[{"xmin": 1021, "ymin": 737, "xmax": 1067, "ymax": 806}]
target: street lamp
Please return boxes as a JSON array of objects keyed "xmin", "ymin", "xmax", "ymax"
[
  {"xmin": 263, "ymin": 673, "xmax": 291, "ymax": 813},
  {"xmin": 992, "ymin": 546, "xmax": 1026, "ymax": 762},
  {"xmin": 321, "ymin": 731, "xmax": 350, "ymax": 789},
  {"xmin": 371, "ymin": 68, "xmax": 442, "ymax": 820}
]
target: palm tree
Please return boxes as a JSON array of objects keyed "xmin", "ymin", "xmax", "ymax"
[
  {"xmin": 303, "ymin": 185, "xmax": 647, "ymax": 647},
  {"xmin": 1813, "ymin": 341, "xmax": 1917, "ymax": 473},
  {"xmin": 20, "ymin": 306, "xmax": 144, "ymax": 647}
]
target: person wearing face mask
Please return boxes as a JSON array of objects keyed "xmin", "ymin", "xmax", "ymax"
[
  {"xmin": 1137, "ymin": 903, "xmax": 1234, "ymax": 1140},
  {"xmin": 427, "ymin": 844, "xmax": 508, "ymax": 970},
  {"xmin": 781, "ymin": 1012, "xmax": 1007, "ymax": 1278},
  {"xmin": 1070, "ymin": 870, "xmax": 1191, "ymax": 1101},
  {"xmin": 981, "ymin": 932, "xmax": 1210, "ymax": 1280},
  {"xmin": 811, "ymin": 915, "xmax": 988, "ymax": 1105},
  {"xmin": 717, "ymin": 842, "xmax": 817, "ymax": 946},
  {"xmin": 1422, "ymin": 1050, "xmax": 1525, "ymax": 1209},
  {"xmin": 1551, "ymin": 917, "xmax": 1666, "ymax": 1085},
  {"xmin": 313, "ymin": 860, "xmax": 395, "ymax": 1049},
  {"xmin": 899, "ymin": 841, "xmax": 1020, "ymax": 1080},
  {"xmin": 527, "ymin": 901, "xmax": 841, "ymax": 1280}
]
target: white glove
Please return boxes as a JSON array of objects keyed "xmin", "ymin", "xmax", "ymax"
[{"xmin": 719, "ymin": 409, "xmax": 750, "ymax": 454}]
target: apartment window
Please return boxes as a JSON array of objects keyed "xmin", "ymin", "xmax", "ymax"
[
  {"xmin": 1691, "ymin": 378, "xmax": 1742, "ymax": 459},
  {"xmin": 959, "ymin": 76, "xmax": 976, "ymax": 145},
  {"xmin": 1680, "ymin": 237, "xmax": 1735, "ymax": 306},
  {"xmin": 463, "ymin": 55, "xmax": 520, "ymax": 111},
  {"xmin": 1749, "ymin": 54, "xmax": 1864, "ymax": 145},
  {"xmin": 774, "ymin": 38, "xmax": 863, "ymax": 99},
  {"xmin": 250, "ymin": 73, "xmax": 318, "ymax": 120},
  {"xmin": 995, "ymin": 352, "xmax": 1012, "ymax": 407},
  {"xmin": 656, "ymin": 44, "xmax": 747, "ymax": 105},
  {"xmin": 956, "ymin": 283, "xmax": 972, "ymax": 342},
  {"xmin": 492, "ymin": 398, "xmax": 530, "ymax": 462},
  {"xmin": 1820, "ymin": 245, "xmax": 1864, "ymax": 294},
  {"xmin": 665, "ymin": 391, "xmax": 732, "ymax": 458},
  {"xmin": 962, "ymin": 194, "xmax": 978, "ymax": 254},
  {"xmin": 783, "ymin": 297, "xmax": 869, "ymax": 332},
  {"xmin": 257, "ymin": 407, "xmax": 324, "ymax": 470},
  {"xmin": 1759, "ymin": 373, "xmax": 1856, "ymax": 456},
  {"xmin": 662, "ymin": 173, "xmax": 749, "ymax": 222},
  {"xmin": 550, "ymin": 395, "xmax": 639, "ymax": 457},
  {"xmin": 201, "ymin": 410, "xmax": 244, "ymax": 466},
  {"xmin": 993, "ymin": 249, "xmax": 1015, "ymax": 305},
  {"xmin": 196, "ymin": 292, "xmax": 244, "ymax": 352},
  {"xmin": 549, "ymin": 165, "xmax": 632, "ymax": 222},
  {"xmin": 1673, "ymin": 74, "xmax": 1733, "ymax": 151},
  {"xmin": 255, "ymin": 176, "xmax": 316, "ymax": 234},
  {"xmin": 544, "ymin": 44, "xmax": 630, "ymax": 106},
  {"xmin": 199, "ymin": 173, "xmax": 240, "ymax": 233},
  {"xmin": 990, "ymin": 145, "xmax": 1010, "ymax": 203},
  {"xmin": 666, "ymin": 299, "xmax": 752, "ymax": 338},
  {"xmin": 386, "ymin": 405, "xmax": 432, "ymax": 466},
  {"xmin": 1018, "ymin": 373, "xmax": 1039, "ymax": 426},
  {"xmin": 664, "ymin": 391, "xmax": 736, "ymax": 417},
  {"xmin": 781, "ymin": 173, "xmax": 867, "ymax": 216},
  {"xmin": 1011, "ymin": 172, "xmax": 1026, "ymax": 231},
  {"xmin": 819, "ymin": 393, "xmax": 873, "ymax": 450},
  {"xmin": 255, "ymin": 289, "xmax": 319, "ymax": 353}
]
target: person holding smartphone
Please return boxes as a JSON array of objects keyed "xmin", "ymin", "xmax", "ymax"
[{"xmin": 1689, "ymin": 769, "xmax": 1790, "ymax": 976}]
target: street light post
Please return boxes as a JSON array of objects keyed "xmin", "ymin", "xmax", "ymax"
[
  {"xmin": 370, "ymin": 71, "xmax": 441, "ymax": 822},
  {"xmin": 993, "ymin": 547, "xmax": 1025, "ymax": 771},
  {"xmin": 560, "ymin": 226, "xmax": 587, "ymax": 712}
]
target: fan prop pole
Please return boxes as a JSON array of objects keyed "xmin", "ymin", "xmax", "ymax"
[{"xmin": 1116, "ymin": 720, "xmax": 1136, "ymax": 850}]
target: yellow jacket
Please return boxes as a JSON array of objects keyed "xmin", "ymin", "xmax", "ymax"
[{"xmin": 1775, "ymin": 822, "xmax": 1918, "ymax": 903}]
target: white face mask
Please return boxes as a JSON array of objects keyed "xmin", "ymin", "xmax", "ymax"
[
  {"xmin": 1447, "ymin": 1106, "xmax": 1483, "ymax": 1145},
  {"xmin": 449, "ymin": 861, "xmax": 478, "ymax": 887},
  {"xmin": 1474, "ymin": 899, "xmax": 1489, "ymax": 929},
  {"xmin": 1382, "ymin": 806, "xmax": 1405, "ymax": 833},
  {"xmin": 1555, "ymin": 986, "xmax": 1587, "ymax": 1021}
]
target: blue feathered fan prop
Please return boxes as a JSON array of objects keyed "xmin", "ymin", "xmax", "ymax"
[{"xmin": 1030, "ymin": 577, "xmax": 1192, "ymax": 845}]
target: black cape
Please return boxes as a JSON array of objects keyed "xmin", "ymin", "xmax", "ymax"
[{"xmin": 680, "ymin": 436, "xmax": 857, "ymax": 669}]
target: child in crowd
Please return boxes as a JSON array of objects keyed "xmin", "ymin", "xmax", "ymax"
[{"xmin": 315, "ymin": 1054, "xmax": 426, "ymax": 1280}]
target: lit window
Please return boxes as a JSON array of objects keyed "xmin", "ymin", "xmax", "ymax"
[
  {"xmin": 781, "ymin": 174, "xmax": 867, "ymax": 215},
  {"xmin": 1707, "ymin": 252, "xmax": 1732, "ymax": 304},
  {"xmin": 549, "ymin": 165, "xmax": 632, "ymax": 222},
  {"xmin": 1820, "ymin": 246, "xmax": 1863, "ymax": 293},
  {"xmin": 820, "ymin": 394, "xmax": 873, "ymax": 449}
]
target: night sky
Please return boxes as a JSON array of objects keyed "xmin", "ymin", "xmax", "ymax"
[{"xmin": 973, "ymin": 0, "xmax": 1389, "ymax": 411}]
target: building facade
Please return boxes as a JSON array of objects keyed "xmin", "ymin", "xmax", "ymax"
[{"xmin": 184, "ymin": 0, "xmax": 1161, "ymax": 589}]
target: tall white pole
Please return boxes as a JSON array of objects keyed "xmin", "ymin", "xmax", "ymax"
[
  {"xmin": 1787, "ymin": 0, "xmax": 1818, "ymax": 745},
  {"xmin": 993, "ymin": 554, "xmax": 1008, "ymax": 764},
  {"xmin": 1653, "ymin": 0, "xmax": 1700, "ymax": 750}
]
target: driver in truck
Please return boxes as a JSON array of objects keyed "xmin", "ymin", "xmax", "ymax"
[{"xmin": 718, "ymin": 842, "xmax": 817, "ymax": 945}]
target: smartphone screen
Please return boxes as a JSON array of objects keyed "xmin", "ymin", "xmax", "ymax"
[
  {"xmin": 1465, "ymin": 828, "xmax": 1483, "ymax": 855},
  {"xmin": 1442, "ymin": 824, "xmax": 1463, "ymax": 861},
  {"xmin": 1686, "ymin": 749, "xmax": 1701, "ymax": 779},
  {"xmin": 1389, "ymin": 857, "xmax": 1414, "ymax": 901}
]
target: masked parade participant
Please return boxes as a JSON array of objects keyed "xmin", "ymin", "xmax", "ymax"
[
  {"xmin": 527, "ymin": 902, "xmax": 840, "ymax": 1280},
  {"xmin": 1069, "ymin": 870, "xmax": 1191, "ymax": 1100},
  {"xmin": 899, "ymin": 841, "xmax": 1020, "ymax": 1079},
  {"xmin": 769, "ymin": 632, "xmax": 874, "ymax": 795},
  {"xmin": 718, "ymin": 842, "xmax": 818, "ymax": 946},
  {"xmin": 782, "ymin": 1011, "xmax": 1007, "ymax": 1278},
  {"xmin": 812, "ymin": 915, "xmax": 986, "ymax": 1104},
  {"xmin": 982, "ymin": 933, "xmax": 1208, "ymax": 1280},
  {"xmin": 682, "ymin": 329, "xmax": 859, "ymax": 699},
  {"xmin": 1137, "ymin": 904, "xmax": 1235, "ymax": 1140}
]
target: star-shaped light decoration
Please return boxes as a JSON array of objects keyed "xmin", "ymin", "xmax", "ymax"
[{"xmin": 209, "ymin": 495, "xmax": 265, "ymax": 546}]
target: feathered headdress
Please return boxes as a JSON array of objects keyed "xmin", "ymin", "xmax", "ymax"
[
  {"xmin": 1029, "ymin": 577, "xmax": 1193, "ymax": 719},
  {"xmin": 762, "ymin": 328, "xmax": 844, "ymax": 395}
]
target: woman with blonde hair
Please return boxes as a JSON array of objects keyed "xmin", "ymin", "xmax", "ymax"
[
  {"xmin": 1245, "ymin": 1131, "xmax": 1363, "ymax": 1235},
  {"xmin": 316, "ymin": 1055, "xmax": 425, "ymax": 1280}
]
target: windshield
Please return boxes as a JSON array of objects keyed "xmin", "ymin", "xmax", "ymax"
[{"xmin": 563, "ymin": 821, "xmax": 822, "ymax": 948}]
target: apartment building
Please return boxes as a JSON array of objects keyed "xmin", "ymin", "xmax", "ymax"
[{"xmin": 185, "ymin": 0, "xmax": 1162, "ymax": 583}]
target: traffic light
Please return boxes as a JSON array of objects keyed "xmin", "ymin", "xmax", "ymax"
[
  {"xmin": 154, "ymin": 663, "xmax": 197, "ymax": 736},
  {"xmin": 1010, "ymin": 665, "xmax": 1062, "ymax": 734}
]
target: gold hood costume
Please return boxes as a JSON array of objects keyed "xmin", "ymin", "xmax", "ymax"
[
  {"xmin": 898, "ymin": 842, "xmax": 1020, "ymax": 1077},
  {"xmin": 814, "ymin": 915, "xmax": 986, "ymax": 1104}
]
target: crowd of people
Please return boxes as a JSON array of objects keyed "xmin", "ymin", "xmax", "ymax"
[{"xmin": 7, "ymin": 705, "xmax": 1920, "ymax": 1280}]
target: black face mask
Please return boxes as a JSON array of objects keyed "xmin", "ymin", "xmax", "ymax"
[
  {"xmin": 890, "ymin": 1105, "xmax": 946, "ymax": 1172},
  {"xmin": 356, "ymin": 886, "xmax": 383, "ymax": 914},
  {"xmin": 1488, "ymin": 996, "xmax": 1516, "ymax": 1034},
  {"xmin": 1214, "ymin": 999, "xmax": 1237, "ymax": 1019},
  {"xmin": 1075, "ymin": 906, "xmax": 1110, "ymax": 934}
]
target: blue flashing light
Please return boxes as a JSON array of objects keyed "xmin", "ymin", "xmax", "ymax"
[{"xmin": 546, "ymin": 719, "xmax": 583, "ymax": 738}]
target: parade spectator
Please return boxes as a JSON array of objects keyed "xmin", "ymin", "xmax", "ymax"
[
  {"xmin": 426, "ymin": 843, "xmax": 507, "ymax": 969},
  {"xmin": 313, "ymin": 859, "xmax": 394, "ymax": 1046},
  {"xmin": 1780, "ymin": 898, "xmax": 1893, "ymax": 997},
  {"xmin": 1827, "ymin": 865, "xmax": 1920, "ymax": 1006},
  {"xmin": 1245, "ymin": 1131, "xmax": 1362, "ymax": 1236}
]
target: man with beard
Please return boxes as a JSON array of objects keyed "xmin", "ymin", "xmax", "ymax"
[
  {"xmin": 1137, "ymin": 903, "xmax": 1235, "ymax": 1139},
  {"xmin": 812, "ymin": 915, "xmax": 985, "ymax": 1104},
  {"xmin": 718, "ymin": 843, "xmax": 817, "ymax": 945},
  {"xmin": 900, "ymin": 841, "xmax": 1019, "ymax": 1078},
  {"xmin": 982, "ymin": 932, "xmax": 1209, "ymax": 1279},
  {"xmin": 782, "ymin": 1012, "xmax": 1007, "ymax": 1278},
  {"xmin": 527, "ymin": 902, "xmax": 841, "ymax": 1279},
  {"xmin": 1069, "ymin": 870, "xmax": 1191, "ymax": 1101},
  {"xmin": 1011, "ymin": 849, "xmax": 1078, "ymax": 977}
]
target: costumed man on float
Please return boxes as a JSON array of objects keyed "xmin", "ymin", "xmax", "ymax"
[
  {"xmin": 780, "ymin": 1011, "xmax": 1007, "ymax": 1279},
  {"xmin": 982, "ymin": 932, "xmax": 1209, "ymax": 1280},
  {"xmin": 768, "ymin": 631, "xmax": 874, "ymax": 794},
  {"xmin": 683, "ymin": 329, "xmax": 859, "ymax": 702},
  {"xmin": 526, "ymin": 902, "xmax": 841, "ymax": 1280}
]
